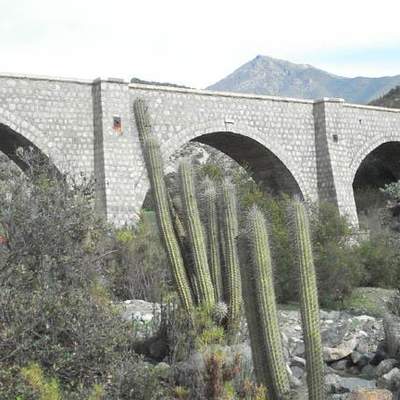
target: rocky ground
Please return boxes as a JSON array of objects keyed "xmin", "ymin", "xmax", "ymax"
[{"xmin": 120, "ymin": 299, "xmax": 400, "ymax": 399}]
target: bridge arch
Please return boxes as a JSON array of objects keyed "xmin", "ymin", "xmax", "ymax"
[
  {"xmin": 350, "ymin": 136, "xmax": 400, "ymax": 217},
  {"xmin": 137, "ymin": 120, "xmax": 308, "ymax": 213},
  {"xmin": 0, "ymin": 107, "xmax": 61, "ymax": 172}
]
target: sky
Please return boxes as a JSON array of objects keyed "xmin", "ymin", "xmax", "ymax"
[{"xmin": 1, "ymin": 0, "xmax": 400, "ymax": 88}]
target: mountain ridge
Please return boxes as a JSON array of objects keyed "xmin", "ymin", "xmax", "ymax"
[{"xmin": 207, "ymin": 55, "xmax": 400, "ymax": 104}]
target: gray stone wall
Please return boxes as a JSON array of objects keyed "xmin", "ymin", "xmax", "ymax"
[
  {"xmin": 0, "ymin": 74, "xmax": 94, "ymax": 177},
  {"xmin": 1, "ymin": 74, "xmax": 400, "ymax": 226}
]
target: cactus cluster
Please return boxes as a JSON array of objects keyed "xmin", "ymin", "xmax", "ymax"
[
  {"xmin": 134, "ymin": 98, "xmax": 240, "ymax": 326},
  {"xmin": 134, "ymin": 98, "xmax": 325, "ymax": 399}
]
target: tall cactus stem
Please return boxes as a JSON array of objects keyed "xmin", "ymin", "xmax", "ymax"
[
  {"xmin": 220, "ymin": 179, "xmax": 241, "ymax": 334},
  {"xmin": 134, "ymin": 99, "xmax": 194, "ymax": 313},
  {"xmin": 238, "ymin": 233, "xmax": 272, "ymax": 398},
  {"xmin": 244, "ymin": 205, "xmax": 290, "ymax": 399},
  {"xmin": 203, "ymin": 177, "xmax": 223, "ymax": 301},
  {"xmin": 179, "ymin": 160, "xmax": 215, "ymax": 308},
  {"xmin": 292, "ymin": 201, "xmax": 326, "ymax": 400}
]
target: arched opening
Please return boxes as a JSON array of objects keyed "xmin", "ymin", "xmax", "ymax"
[
  {"xmin": 143, "ymin": 131, "xmax": 304, "ymax": 209},
  {"xmin": 353, "ymin": 141, "xmax": 400, "ymax": 228},
  {"xmin": 0, "ymin": 122, "xmax": 60, "ymax": 178},
  {"xmin": 195, "ymin": 132, "xmax": 303, "ymax": 197}
]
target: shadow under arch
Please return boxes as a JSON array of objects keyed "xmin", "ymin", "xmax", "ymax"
[
  {"xmin": 0, "ymin": 120, "xmax": 61, "ymax": 178},
  {"xmin": 352, "ymin": 140, "xmax": 400, "ymax": 215},
  {"xmin": 160, "ymin": 121, "xmax": 308, "ymax": 200},
  {"xmin": 141, "ymin": 125, "xmax": 306, "ymax": 211},
  {"xmin": 194, "ymin": 131, "xmax": 304, "ymax": 198}
]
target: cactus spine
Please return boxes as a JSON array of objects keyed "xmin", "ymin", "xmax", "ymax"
[
  {"xmin": 203, "ymin": 177, "xmax": 223, "ymax": 301},
  {"xmin": 244, "ymin": 205, "xmax": 290, "ymax": 399},
  {"xmin": 220, "ymin": 180, "xmax": 241, "ymax": 333},
  {"xmin": 292, "ymin": 201, "xmax": 325, "ymax": 400},
  {"xmin": 179, "ymin": 160, "xmax": 215, "ymax": 307},
  {"xmin": 134, "ymin": 99, "xmax": 193, "ymax": 313}
]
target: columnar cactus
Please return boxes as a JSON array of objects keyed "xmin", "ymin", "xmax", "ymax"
[
  {"xmin": 203, "ymin": 177, "xmax": 223, "ymax": 301},
  {"xmin": 134, "ymin": 99, "xmax": 193, "ymax": 313},
  {"xmin": 179, "ymin": 160, "xmax": 215, "ymax": 308},
  {"xmin": 292, "ymin": 201, "xmax": 325, "ymax": 400},
  {"xmin": 243, "ymin": 205, "xmax": 290, "ymax": 399},
  {"xmin": 220, "ymin": 179, "xmax": 241, "ymax": 334},
  {"xmin": 237, "ymin": 233, "xmax": 271, "ymax": 396}
]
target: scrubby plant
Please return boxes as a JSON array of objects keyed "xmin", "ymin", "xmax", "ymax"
[
  {"xmin": 21, "ymin": 363, "xmax": 62, "ymax": 400},
  {"xmin": 109, "ymin": 211, "xmax": 171, "ymax": 302},
  {"xmin": 381, "ymin": 180, "xmax": 400, "ymax": 201},
  {"xmin": 0, "ymin": 153, "xmax": 162, "ymax": 399}
]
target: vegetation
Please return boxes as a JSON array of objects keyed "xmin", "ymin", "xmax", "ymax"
[
  {"xmin": 292, "ymin": 201, "xmax": 325, "ymax": 400},
  {"xmin": 241, "ymin": 205, "xmax": 289, "ymax": 399},
  {"xmin": 4, "ymin": 100, "xmax": 400, "ymax": 398}
]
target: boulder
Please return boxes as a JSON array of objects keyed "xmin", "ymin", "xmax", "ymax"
[
  {"xmin": 331, "ymin": 359, "xmax": 350, "ymax": 371},
  {"xmin": 348, "ymin": 389, "xmax": 392, "ymax": 399},
  {"xmin": 361, "ymin": 364, "xmax": 377, "ymax": 380},
  {"xmin": 375, "ymin": 359, "xmax": 398, "ymax": 378},
  {"xmin": 324, "ymin": 337, "xmax": 358, "ymax": 361},
  {"xmin": 326, "ymin": 374, "xmax": 376, "ymax": 394},
  {"xmin": 377, "ymin": 367, "xmax": 400, "ymax": 391}
]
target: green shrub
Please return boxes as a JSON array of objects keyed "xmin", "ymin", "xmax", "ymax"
[
  {"xmin": 357, "ymin": 233, "xmax": 400, "ymax": 288},
  {"xmin": 108, "ymin": 211, "xmax": 170, "ymax": 302},
  {"xmin": 0, "ymin": 154, "xmax": 156, "ymax": 398}
]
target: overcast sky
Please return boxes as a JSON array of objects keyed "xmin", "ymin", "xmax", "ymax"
[{"xmin": 1, "ymin": 0, "xmax": 400, "ymax": 88}]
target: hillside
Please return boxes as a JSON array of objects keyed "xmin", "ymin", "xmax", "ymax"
[
  {"xmin": 370, "ymin": 86, "xmax": 400, "ymax": 108},
  {"xmin": 208, "ymin": 55, "xmax": 400, "ymax": 104}
]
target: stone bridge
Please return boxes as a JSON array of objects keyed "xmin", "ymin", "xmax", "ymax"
[{"xmin": 1, "ymin": 73, "xmax": 400, "ymax": 226}]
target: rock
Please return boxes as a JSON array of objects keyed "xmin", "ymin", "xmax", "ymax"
[
  {"xmin": 326, "ymin": 374, "xmax": 376, "ymax": 394},
  {"xmin": 356, "ymin": 340, "xmax": 372, "ymax": 355},
  {"xmin": 291, "ymin": 356, "xmax": 306, "ymax": 368},
  {"xmin": 352, "ymin": 351, "xmax": 364, "ymax": 364},
  {"xmin": 324, "ymin": 337, "xmax": 358, "ymax": 361},
  {"xmin": 331, "ymin": 359, "xmax": 350, "ymax": 371},
  {"xmin": 357, "ymin": 355, "xmax": 372, "ymax": 370},
  {"xmin": 377, "ymin": 367, "xmax": 400, "ymax": 391},
  {"xmin": 371, "ymin": 349, "xmax": 388, "ymax": 366},
  {"xmin": 361, "ymin": 364, "xmax": 377, "ymax": 380},
  {"xmin": 294, "ymin": 341, "xmax": 305, "ymax": 357},
  {"xmin": 291, "ymin": 365, "xmax": 305, "ymax": 379},
  {"xmin": 375, "ymin": 359, "xmax": 398, "ymax": 378},
  {"xmin": 348, "ymin": 389, "xmax": 392, "ymax": 399}
]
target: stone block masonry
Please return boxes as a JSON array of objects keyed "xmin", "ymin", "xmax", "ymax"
[{"xmin": 1, "ymin": 73, "xmax": 400, "ymax": 226}]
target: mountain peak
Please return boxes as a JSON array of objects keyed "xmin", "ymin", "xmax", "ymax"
[{"xmin": 207, "ymin": 55, "xmax": 400, "ymax": 103}]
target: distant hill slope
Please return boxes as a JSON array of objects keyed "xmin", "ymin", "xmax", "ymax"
[
  {"xmin": 207, "ymin": 55, "xmax": 400, "ymax": 104},
  {"xmin": 370, "ymin": 86, "xmax": 400, "ymax": 109}
]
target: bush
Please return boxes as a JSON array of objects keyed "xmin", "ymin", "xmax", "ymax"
[
  {"xmin": 0, "ymin": 154, "xmax": 160, "ymax": 398},
  {"xmin": 357, "ymin": 233, "xmax": 400, "ymax": 288},
  {"xmin": 108, "ymin": 211, "xmax": 170, "ymax": 302}
]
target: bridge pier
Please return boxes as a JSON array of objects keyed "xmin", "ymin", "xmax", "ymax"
[{"xmin": 314, "ymin": 98, "xmax": 359, "ymax": 225}]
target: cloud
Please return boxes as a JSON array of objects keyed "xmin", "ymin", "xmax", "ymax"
[{"xmin": 0, "ymin": 0, "xmax": 399, "ymax": 87}]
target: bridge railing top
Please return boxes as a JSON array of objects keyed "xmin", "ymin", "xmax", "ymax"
[
  {"xmin": 343, "ymin": 102, "xmax": 400, "ymax": 113},
  {"xmin": 128, "ymin": 82, "xmax": 317, "ymax": 104},
  {"xmin": 0, "ymin": 72, "xmax": 94, "ymax": 85}
]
